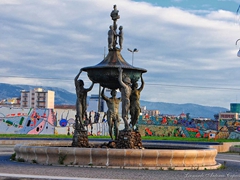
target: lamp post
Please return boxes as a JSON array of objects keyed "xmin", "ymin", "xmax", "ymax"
[
  {"xmin": 98, "ymin": 46, "xmax": 106, "ymax": 112},
  {"xmin": 127, "ymin": 48, "xmax": 138, "ymax": 65},
  {"xmin": 236, "ymin": 39, "xmax": 240, "ymax": 57}
]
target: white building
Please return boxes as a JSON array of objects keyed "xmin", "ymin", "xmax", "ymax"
[
  {"xmin": 87, "ymin": 94, "xmax": 104, "ymax": 112},
  {"xmin": 20, "ymin": 88, "xmax": 55, "ymax": 109}
]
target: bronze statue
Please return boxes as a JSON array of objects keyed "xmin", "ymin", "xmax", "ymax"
[
  {"xmin": 130, "ymin": 74, "xmax": 144, "ymax": 129},
  {"xmin": 108, "ymin": 25, "xmax": 116, "ymax": 50},
  {"xmin": 118, "ymin": 26, "xmax": 123, "ymax": 50},
  {"xmin": 109, "ymin": 5, "xmax": 120, "ymax": 49},
  {"xmin": 118, "ymin": 67, "xmax": 132, "ymax": 130},
  {"xmin": 110, "ymin": 5, "xmax": 120, "ymax": 21},
  {"xmin": 74, "ymin": 69, "xmax": 94, "ymax": 129},
  {"xmin": 101, "ymin": 87, "xmax": 121, "ymax": 140},
  {"xmin": 72, "ymin": 4, "xmax": 147, "ymax": 149}
]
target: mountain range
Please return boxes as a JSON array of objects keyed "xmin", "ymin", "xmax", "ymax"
[{"xmin": 0, "ymin": 83, "xmax": 228, "ymax": 119}]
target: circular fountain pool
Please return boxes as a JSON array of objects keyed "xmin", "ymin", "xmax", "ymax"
[{"xmin": 14, "ymin": 141, "xmax": 220, "ymax": 170}]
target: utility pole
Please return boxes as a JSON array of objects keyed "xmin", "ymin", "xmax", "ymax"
[{"xmin": 98, "ymin": 47, "xmax": 106, "ymax": 112}]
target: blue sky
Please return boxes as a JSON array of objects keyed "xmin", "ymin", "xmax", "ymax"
[
  {"xmin": 1, "ymin": 0, "xmax": 240, "ymax": 109},
  {"xmin": 135, "ymin": 0, "xmax": 238, "ymax": 11}
]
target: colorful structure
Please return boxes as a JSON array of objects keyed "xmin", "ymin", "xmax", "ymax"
[
  {"xmin": 0, "ymin": 106, "xmax": 121, "ymax": 136},
  {"xmin": 0, "ymin": 107, "xmax": 55, "ymax": 134},
  {"xmin": 1, "ymin": 106, "xmax": 240, "ymax": 139},
  {"xmin": 138, "ymin": 113, "xmax": 240, "ymax": 139}
]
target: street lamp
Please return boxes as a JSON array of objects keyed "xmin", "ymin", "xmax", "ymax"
[
  {"xmin": 127, "ymin": 48, "xmax": 138, "ymax": 65},
  {"xmin": 236, "ymin": 39, "xmax": 240, "ymax": 57}
]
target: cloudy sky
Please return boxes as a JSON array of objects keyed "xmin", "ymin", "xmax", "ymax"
[{"xmin": 1, "ymin": 0, "xmax": 240, "ymax": 109}]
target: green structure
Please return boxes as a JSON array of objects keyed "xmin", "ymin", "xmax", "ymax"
[{"xmin": 230, "ymin": 103, "xmax": 240, "ymax": 113}]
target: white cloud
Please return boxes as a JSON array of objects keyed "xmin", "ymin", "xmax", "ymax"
[
  {"xmin": 0, "ymin": 0, "xmax": 21, "ymax": 5},
  {"xmin": 0, "ymin": 0, "xmax": 240, "ymax": 108},
  {"xmin": 207, "ymin": 10, "xmax": 236, "ymax": 21}
]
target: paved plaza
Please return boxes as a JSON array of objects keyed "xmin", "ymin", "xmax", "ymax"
[{"xmin": 0, "ymin": 145, "xmax": 240, "ymax": 180}]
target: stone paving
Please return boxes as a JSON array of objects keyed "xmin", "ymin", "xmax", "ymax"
[
  {"xmin": 0, "ymin": 158, "xmax": 240, "ymax": 180},
  {"xmin": 0, "ymin": 145, "xmax": 240, "ymax": 180}
]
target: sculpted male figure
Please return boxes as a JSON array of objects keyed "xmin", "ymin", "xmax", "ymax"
[
  {"xmin": 101, "ymin": 87, "xmax": 121, "ymax": 140},
  {"xmin": 108, "ymin": 25, "xmax": 116, "ymax": 50},
  {"xmin": 110, "ymin": 4, "xmax": 120, "ymax": 21},
  {"xmin": 118, "ymin": 67, "xmax": 132, "ymax": 130},
  {"xmin": 74, "ymin": 69, "xmax": 94, "ymax": 129},
  {"xmin": 118, "ymin": 26, "xmax": 123, "ymax": 50},
  {"xmin": 130, "ymin": 74, "xmax": 144, "ymax": 129}
]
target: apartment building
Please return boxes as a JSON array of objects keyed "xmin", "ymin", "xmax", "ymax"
[
  {"xmin": 20, "ymin": 88, "xmax": 55, "ymax": 109},
  {"xmin": 218, "ymin": 103, "xmax": 240, "ymax": 120},
  {"xmin": 140, "ymin": 106, "xmax": 160, "ymax": 116},
  {"xmin": 219, "ymin": 112, "xmax": 238, "ymax": 120}
]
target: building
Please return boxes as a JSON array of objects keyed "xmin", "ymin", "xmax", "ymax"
[
  {"xmin": 20, "ymin": 88, "xmax": 55, "ymax": 109},
  {"xmin": 219, "ymin": 112, "xmax": 238, "ymax": 120},
  {"xmin": 0, "ymin": 97, "xmax": 20, "ymax": 107},
  {"xmin": 230, "ymin": 103, "xmax": 240, "ymax": 113},
  {"xmin": 218, "ymin": 103, "xmax": 240, "ymax": 120},
  {"xmin": 87, "ymin": 94, "xmax": 104, "ymax": 112},
  {"xmin": 141, "ymin": 106, "xmax": 160, "ymax": 116}
]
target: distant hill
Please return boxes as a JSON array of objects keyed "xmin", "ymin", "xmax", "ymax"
[
  {"xmin": 0, "ymin": 83, "xmax": 228, "ymax": 119},
  {"xmin": 0, "ymin": 83, "xmax": 76, "ymax": 105},
  {"xmin": 140, "ymin": 100, "xmax": 228, "ymax": 119}
]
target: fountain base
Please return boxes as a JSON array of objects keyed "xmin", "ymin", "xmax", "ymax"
[
  {"xmin": 14, "ymin": 141, "xmax": 221, "ymax": 170},
  {"xmin": 116, "ymin": 130, "xmax": 143, "ymax": 149},
  {"xmin": 72, "ymin": 129, "xmax": 89, "ymax": 147}
]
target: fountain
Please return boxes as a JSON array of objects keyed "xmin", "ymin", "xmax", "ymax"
[
  {"xmin": 72, "ymin": 4, "xmax": 147, "ymax": 149},
  {"xmin": 14, "ymin": 5, "xmax": 221, "ymax": 170}
]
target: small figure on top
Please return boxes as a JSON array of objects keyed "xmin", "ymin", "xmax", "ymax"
[
  {"xmin": 110, "ymin": 5, "xmax": 120, "ymax": 21},
  {"xmin": 118, "ymin": 26, "xmax": 123, "ymax": 50},
  {"xmin": 108, "ymin": 25, "xmax": 117, "ymax": 50}
]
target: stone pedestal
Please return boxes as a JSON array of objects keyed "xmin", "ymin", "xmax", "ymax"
[
  {"xmin": 116, "ymin": 130, "xmax": 143, "ymax": 149},
  {"xmin": 72, "ymin": 129, "xmax": 89, "ymax": 147}
]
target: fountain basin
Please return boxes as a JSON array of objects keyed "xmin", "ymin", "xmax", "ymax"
[
  {"xmin": 14, "ymin": 142, "xmax": 221, "ymax": 170},
  {"xmin": 82, "ymin": 49, "xmax": 147, "ymax": 90}
]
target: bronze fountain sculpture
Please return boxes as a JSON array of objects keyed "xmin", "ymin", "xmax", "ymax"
[{"xmin": 72, "ymin": 4, "xmax": 147, "ymax": 148}]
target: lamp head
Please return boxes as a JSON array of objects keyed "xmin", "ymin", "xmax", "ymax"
[
  {"xmin": 133, "ymin": 48, "xmax": 138, "ymax": 52},
  {"xmin": 237, "ymin": 49, "xmax": 240, "ymax": 57},
  {"xmin": 127, "ymin": 48, "xmax": 132, "ymax": 52}
]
